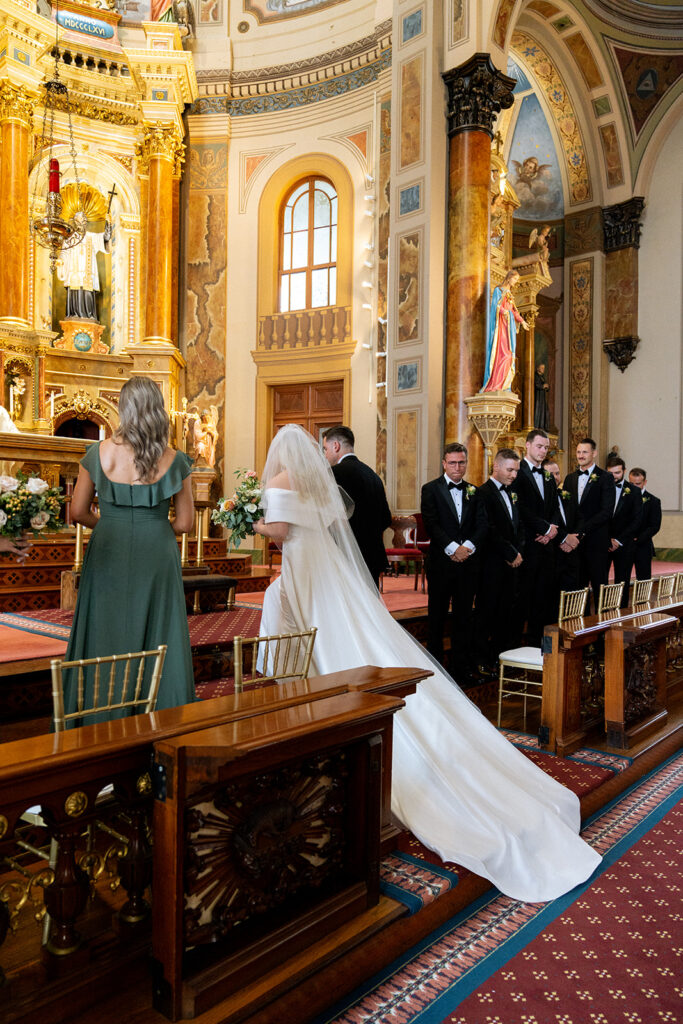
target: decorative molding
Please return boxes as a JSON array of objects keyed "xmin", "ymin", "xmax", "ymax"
[
  {"xmin": 0, "ymin": 81, "xmax": 34, "ymax": 129},
  {"xmin": 443, "ymin": 53, "xmax": 515, "ymax": 139},
  {"xmin": 136, "ymin": 123, "xmax": 185, "ymax": 172},
  {"xmin": 196, "ymin": 20, "xmax": 391, "ymax": 90},
  {"xmin": 603, "ymin": 335, "xmax": 639, "ymax": 372},
  {"xmin": 602, "ymin": 197, "xmax": 645, "ymax": 251},
  {"xmin": 191, "ymin": 48, "xmax": 392, "ymax": 117}
]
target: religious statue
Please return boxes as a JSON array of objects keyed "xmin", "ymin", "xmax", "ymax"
[
  {"xmin": 490, "ymin": 193, "xmax": 505, "ymax": 249},
  {"xmin": 481, "ymin": 270, "xmax": 529, "ymax": 393},
  {"xmin": 193, "ymin": 407, "xmax": 218, "ymax": 468},
  {"xmin": 534, "ymin": 363, "xmax": 550, "ymax": 430},
  {"xmin": 56, "ymin": 221, "xmax": 110, "ymax": 322}
]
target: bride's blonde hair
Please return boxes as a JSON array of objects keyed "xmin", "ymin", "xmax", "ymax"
[{"xmin": 115, "ymin": 376, "xmax": 169, "ymax": 482}]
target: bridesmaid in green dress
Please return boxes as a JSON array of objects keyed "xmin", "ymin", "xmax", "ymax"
[{"xmin": 65, "ymin": 376, "xmax": 196, "ymax": 724}]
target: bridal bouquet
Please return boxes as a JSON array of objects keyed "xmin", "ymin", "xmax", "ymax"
[
  {"xmin": 212, "ymin": 468, "xmax": 263, "ymax": 550},
  {"xmin": 0, "ymin": 472, "xmax": 64, "ymax": 537}
]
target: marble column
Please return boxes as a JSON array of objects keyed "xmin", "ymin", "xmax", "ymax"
[
  {"xmin": 0, "ymin": 83, "xmax": 33, "ymax": 324},
  {"xmin": 442, "ymin": 55, "xmax": 514, "ymax": 481},
  {"xmin": 602, "ymin": 197, "xmax": 644, "ymax": 371},
  {"xmin": 137, "ymin": 124, "xmax": 184, "ymax": 345}
]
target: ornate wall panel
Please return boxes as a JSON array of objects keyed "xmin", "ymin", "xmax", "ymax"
[
  {"xmin": 568, "ymin": 257, "xmax": 594, "ymax": 449},
  {"xmin": 395, "ymin": 407, "xmax": 419, "ymax": 511},
  {"xmin": 376, "ymin": 93, "xmax": 391, "ymax": 481},
  {"xmin": 399, "ymin": 54, "xmax": 423, "ymax": 169},
  {"xmin": 598, "ymin": 122, "xmax": 625, "ymax": 188},
  {"xmin": 184, "ymin": 138, "xmax": 228, "ymax": 485},
  {"xmin": 396, "ymin": 230, "xmax": 421, "ymax": 345}
]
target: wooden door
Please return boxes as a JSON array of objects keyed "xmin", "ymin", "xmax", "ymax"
[{"xmin": 271, "ymin": 379, "xmax": 343, "ymax": 443}]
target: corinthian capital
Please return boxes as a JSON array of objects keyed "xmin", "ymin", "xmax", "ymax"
[
  {"xmin": 443, "ymin": 54, "xmax": 515, "ymax": 139},
  {"xmin": 0, "ymin": 82, "xmax": 34, "ymax": 130},
  {"xmin": 136, "ymin": 123, "xmax": 185, "ymax": 173}
]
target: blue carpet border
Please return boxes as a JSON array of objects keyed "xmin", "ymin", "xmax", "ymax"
[{"xmin": 312, "ymin": 750, "xmax": 682, "ymax": 1024}]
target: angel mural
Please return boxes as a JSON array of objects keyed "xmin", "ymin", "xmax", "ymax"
[
  {"xmin": 192, "ymin": 407, "xmax": 219, "ymax": 468},
  {"xmin": 511, "ymin": 153, "xmax": 563, "ymax": 220}
]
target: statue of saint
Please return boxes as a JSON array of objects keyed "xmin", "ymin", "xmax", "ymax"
[
  {"xmin": 56, "ymin": 222, "xmax": 110, "ymax": 322},
  {"xmin": 481, "ymin": 270, "xmax": 529, "ymax": 393},
  {"xmin": 193, "ymin": 408, "xmax": 218, "ymax": 468},
  {"xmin": 534, "ymin": 363, "xmax": 550, "ymax": 430}
]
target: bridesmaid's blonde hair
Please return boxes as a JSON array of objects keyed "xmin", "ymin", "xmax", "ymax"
[{"xmin": 115, "ymin": 376, "xmax": 169, "ymax": 482}]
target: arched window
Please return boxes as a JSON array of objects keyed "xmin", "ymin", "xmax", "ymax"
[{"xmin": 280, "ymin": 176, "xmax": 338, "ymax": 312}]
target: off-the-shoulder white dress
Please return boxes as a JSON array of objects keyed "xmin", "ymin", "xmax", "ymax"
[{"xmin": 260, "ymin": 488, "xmax": 601, "ymax": 902}]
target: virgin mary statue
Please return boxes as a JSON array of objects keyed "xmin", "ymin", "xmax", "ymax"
[{"xmin": 481, "ymin": 270, "xmax": 529, "ymax": 392}]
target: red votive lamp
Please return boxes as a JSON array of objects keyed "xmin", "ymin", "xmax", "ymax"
[{"xmin": 49, "ymin": 158, "xmax": 60, "ymax": 194}]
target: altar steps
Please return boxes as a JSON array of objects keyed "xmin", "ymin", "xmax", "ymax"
[{"xmin": 0, "ymin": 535, "xmax": 271, "ymax": 613}]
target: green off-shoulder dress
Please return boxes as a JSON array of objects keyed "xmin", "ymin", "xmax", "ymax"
[{"xmin": 63, "ymin": 443, "xmax": 196, "ymax": 725}]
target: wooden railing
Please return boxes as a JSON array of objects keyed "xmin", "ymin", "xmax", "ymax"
[
  {"xmin": 540, "ymin": 592, "xmax": 683, "ymax": 755},
  {"xmin": 0, "ymin": 665, "xmax": 428, "ymax": 1023},
  {"xmin": 257, "ymin": 305, "xmax": 352, "ymax": 350}
]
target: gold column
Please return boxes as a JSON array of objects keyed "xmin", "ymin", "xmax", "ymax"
[
  {"xmin": 0, "ymin": 83, "xmax": 33, "ymax": 325},
  {"xmin": 442, "ymin": 56, "xmax": 515, "ymax": 482},
  {"xmin": 137, "ymin": 124, "xmax": 184, "ymax": 345}
]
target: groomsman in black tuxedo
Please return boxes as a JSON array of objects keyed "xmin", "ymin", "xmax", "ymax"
[
  {"xmin": 606, "ymin": 455, "xmax": 642, "ymax": 607},
  {"xmin": 543, "ymin": 457, "xmax": 581, "ymax": 600},
  {"xmin": 513, "ymin": 429, "xmax": 560, "ymax": 645},
  {"xmin": 628, "ymin": 467, "xmax": 662, "ymax": 580},
  {"xmin": 474, "ymin": 448, "xmax": 525, "ymax": 673},
  {"xmin": 563, "ymin": 438, "xmax": 616, "ymax": 612},
  {"xmin": 420, "ymin": 442, "xmax": 488, "ymax": 681},
  {"xmin": 322, "ymin": 425, "xmax": 392, "ymax": 589}
]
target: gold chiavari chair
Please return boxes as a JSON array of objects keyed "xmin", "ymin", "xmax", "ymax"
[
  {"xmin": 657, "ymin": 574, "xmax": 676, "ymax": 600},
  {"xmin": 51, "ymin": 646, "xmax": 167, "ymax": 731},
  {"xmin": 675, "ymin": 571, "xmax": 683, "ymax": 595},
  {"xmin": 597, "ymin": 581, "xmax": 625, "ymax": 614},
  {"xmin": 558, "ymin": 587, "xmax": 589, "ymax": 622},
  {"xmin": 20, "ymin": 645, "xmax": 167, "ymax": 945},
  {"xmin": 631, "ymin": 578, "xmax": 654, "ymax": 606},
  {"xmin": 233, "ymin": 628, "xmax": 317, "ymax": 691}
]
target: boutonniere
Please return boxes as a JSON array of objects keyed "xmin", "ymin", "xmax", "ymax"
[
  {"xmin": 623, "ymin": 485, "xmax": 631, "ymax": 495},
  {"xmin": 544, "ymin": 471, "xmax": 552, "ymax": 481},
  {"xmin": 560, "ymin": 489, "xmax": 570, "ymax": 500},
  {"xmin": 465, "ymin": 484, "xmax": 476, "ymax": 499},
  {"xmin": 643, "ymin": 495, "xmax": 650, "ymax": 503},
  {"xmin": 510, "ymin": 491, "xmax": 518, "ymax": 504},
  {"xmin": 589, "ymin": 472, "xmax": 598, "ymax": 483}
]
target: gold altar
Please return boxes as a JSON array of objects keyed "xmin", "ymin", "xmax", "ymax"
[{"xmin": 0, "ymin": 0, "xmax": 197, "ymax": 443}]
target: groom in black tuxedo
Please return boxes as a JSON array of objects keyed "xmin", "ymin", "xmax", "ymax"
[
  {"xmin": 563, "ymin": 437, "xmax": 615, "ymax": 612},
  {"xmin": 322, "ymin": 425, "xmax": 392, "ymax": 589},
  {"xmin": 474, "ymin": 448, "xmax": 525, "ymax": 671},
  {"xmin": 606, "ymin": 454, "xmax": 642, "ymax": 607},
  {"xmin": 420, "ymin": 442, "xmax": 487, "ymax": 681}
]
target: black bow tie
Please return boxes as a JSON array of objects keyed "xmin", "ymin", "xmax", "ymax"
[
  {"xmin": 579, "ymin": 470, "xmax": 589, "ymax": 476},
  {"xmin": 448, "ymin": 481, "xmax": 464, "ymax": 491},
  {"xmin": 499, "ymin": 484, "xmax": 510, "ymax": 494},
  {"xmin": 531, "ymin": 466, "xmax": 544, "ymax": 475},
  {"xmin": 615, "ymin": 481, "xmax": 623, "ymax": 489}
]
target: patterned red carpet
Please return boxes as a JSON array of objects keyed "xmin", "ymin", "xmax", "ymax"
[
  {"xmin": 0, "ymin": 605, "xmax": 263, "ymax": 652},
  {"xmin": 313, "ymin": 752, "xmax": 682, "ymax": 1024}
]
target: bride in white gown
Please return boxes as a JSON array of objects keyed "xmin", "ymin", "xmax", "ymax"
[{"xmin": 253, "ymin": 424, "xmax": 601, "ymax": 903}]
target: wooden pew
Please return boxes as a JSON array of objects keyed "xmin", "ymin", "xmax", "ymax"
[
  {"xmin": 152, "ymin": 691, "xmax": 403, "ymax": 1021},
  {"xmin": 0, "ymin": 665, "xmax": 429, "ymax": 1024},
  {"xmin": 541, "ymin": 594, "xmax": 682, "ymax": 756}
]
